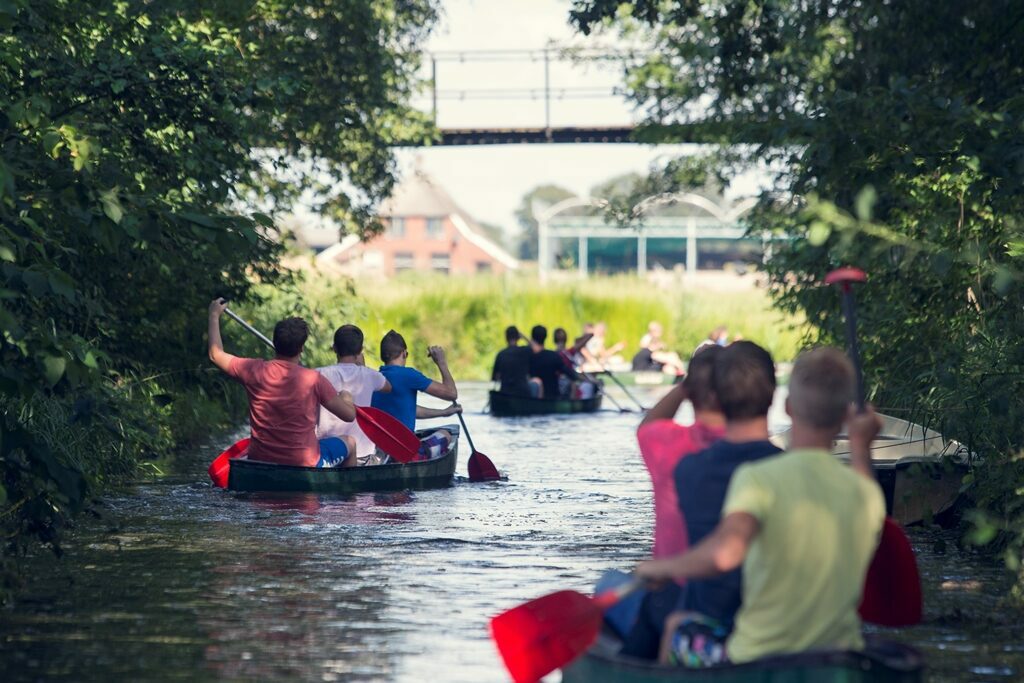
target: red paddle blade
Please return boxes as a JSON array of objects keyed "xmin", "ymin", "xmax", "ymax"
[
  {"xmin": 490, "ymin": 590, "xmax": 604, "ymax": 683},
  {"xmin": 356, "ymin": 406, "xmax": 420, "ymax": 463},
  {"xmin": 468, "ymin": 450, "xmax": 500, "ymax": 482},
  {"xmin": 208, "ymin": 438, "xmax": 250, "ymax": 488},
  {"xmin": 825, "ymin": 266, "xmax": 868, "ymax": 286},
  {"xmin": 859, "ymin": 517, "xmax": 923, "ymax": 626}
]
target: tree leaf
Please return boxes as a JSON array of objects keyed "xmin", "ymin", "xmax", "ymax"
[
  {"xmin": 99, "ymin": 188, "xmax": 124, "ymax": 224},
  {"xmin": 41, "ymin": 355, "xmax": 66, "ymax": 387}
]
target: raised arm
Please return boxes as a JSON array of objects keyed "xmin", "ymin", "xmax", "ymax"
[
  {"xmin": 635, "ymin": 512, "xmax": 759, "ymax": 583},
  {"xmin": 847, "ymin": 404, "xmax": 882, "ymax": 480},
  {"xmin": 207, "ymin": 298, "xmax": 236, "ymax": 373},
  {"xmin": 424, "ymin": 345, "xmax": 458, "ymax": 401},
  {"xmin": 639, "ymin": 382, "xmax": 688, "ymax": 430}
]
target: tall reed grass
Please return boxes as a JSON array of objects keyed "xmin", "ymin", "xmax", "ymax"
[{"xmin": 235, "ymin": 272, "xmax": 808, "ymax": 380}]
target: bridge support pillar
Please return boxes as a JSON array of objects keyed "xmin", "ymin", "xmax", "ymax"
[
  {"xmin": 637, "ymin": 234, "xmax": 647, "ymax": 276},
  {"xmin": 538, "ymin": 214, "xmax": 551, "ymax": 283}
]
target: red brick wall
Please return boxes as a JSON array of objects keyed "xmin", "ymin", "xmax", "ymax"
[{"xmin": 364, "ymin": 216, "xmax": 509, "ymax": 276}]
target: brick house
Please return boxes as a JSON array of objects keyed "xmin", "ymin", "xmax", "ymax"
[{"xmin": 315, "ymin": 170, "xmax": 518, "ymax": 277}]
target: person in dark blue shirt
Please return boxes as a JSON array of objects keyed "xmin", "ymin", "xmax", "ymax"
[
  {"xmin": 621, "ymin": 341, "xmax": 781, "ymax": 661},
  {"xmin": 528, "ymin": 325, "xmax": 580, "ymax": 399},
  {"xmin": 370, "ymin": 330, "xmax": 460, "ymax": 461}
]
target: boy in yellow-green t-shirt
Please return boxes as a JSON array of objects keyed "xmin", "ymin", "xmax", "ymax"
[{"xmin": 635, "ymin": 347, "xmax": 886, "ymax": 665}]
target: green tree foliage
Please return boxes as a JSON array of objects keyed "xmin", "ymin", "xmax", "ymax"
[
  {"xmin": 514, "ymin": 184, "xmax": 577, "ymax": 259},
  {"xmin": 0, "ymin": 0, "xmax": 436, "ymax": 598},
  {"xmin": 572, "ymin": 2, "xmax": 1024, "ymax": 576}
]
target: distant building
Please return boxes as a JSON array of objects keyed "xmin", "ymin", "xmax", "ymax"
[{"xmin": 315, "ymin": 170, "xmax": 518, "ymax": 277}]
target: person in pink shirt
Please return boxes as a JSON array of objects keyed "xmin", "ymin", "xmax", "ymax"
[
  {"xmin": 620, "ymin": 344, "xmax": 725, "ymax": 659},
  {"xmin": 207, "ymin": 298, "xmax": 358, "ymax": 468}
]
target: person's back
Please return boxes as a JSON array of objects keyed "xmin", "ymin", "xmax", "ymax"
[
  {"xmin": 527, "ymin": 325, "xmax": 572, "ymax": 398},
  {"xmin": 721, "ymin": 348, "xmax": 885, "ymax": 662},
  {"xmin": 673, "ymin": 341, "xmax": 782, "ymax": 627},
  {"xmin": 371, "ymin": 329, "xmax": 458, "ymax": 431},
  {"xmin": 206, "ymin": 300, "xmax": 357, "ymax": 468},
  {"xmin": 492, "ymin": 326, "xmax": 532, "ymax": 396},
  {"xmin": 318, "ymin": 325, "xmax": 390, "ymax": 461}
]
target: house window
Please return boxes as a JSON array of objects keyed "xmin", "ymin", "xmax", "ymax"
[
  {"xmin": 476, "ymin": 261, "xmax": 491, "ymax": 273},
  {"xmin": 363, "ymin": 250, "xmax": 383, "ymax": 269},
  {"xmin": 431, "ymin": 253, "xmax": 450, "ymax": 273},
  {"xmin": 394, "ymin": 251, "xmax": 415, "ymax": 271},
  {"xmin": 426, "ymin": 217, "xmax": 444, "ymax": 239},
  {"xmin": 388, "ymin": 217, "xmax": 406, "ymax": 238}
]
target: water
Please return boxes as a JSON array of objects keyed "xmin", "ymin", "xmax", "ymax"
[{"xmin": 1, "ymin": 384, "xmax": 1020, "ymax": 682}]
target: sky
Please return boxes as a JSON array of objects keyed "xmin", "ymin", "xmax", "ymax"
[{"xmin": 391, "ymin": 0, "xmax": 760, "ymax": 241}]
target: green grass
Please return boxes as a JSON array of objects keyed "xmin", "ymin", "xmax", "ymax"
[{"xmin": 236, "ymin": 272, "xmax": 808, "ymax": 380}]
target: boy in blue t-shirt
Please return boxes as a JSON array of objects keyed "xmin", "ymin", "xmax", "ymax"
[{"xmin": 371, "ymin": 330, "xmax": 460, "ymax": 459}]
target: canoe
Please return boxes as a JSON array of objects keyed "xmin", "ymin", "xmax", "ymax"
[
  {"xmin": 488, "ymin": 390, "xmax": 602, "ymax": 417},
  {"xmin": 562, "ymin": 633, "xmax": 924, "ymax": 683},
  {"xmin": 227, "ymin": 425, "xmax": 459, "ymax": 493},
  {"xmin": 774, "ymin": 413, "xmax": 971, "ymax": 525}
]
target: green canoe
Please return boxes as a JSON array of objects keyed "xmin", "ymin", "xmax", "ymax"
[
  {"xmin": 561, "ymin": 635, "xmax": 924, "ymax": 683},
  {"xmin": 489, "ymin": 390, "xmax": 602, "ymax": 417},
  {"xmin": 227, "ymin": 425, "xmax": 459, "ymax": 493}
]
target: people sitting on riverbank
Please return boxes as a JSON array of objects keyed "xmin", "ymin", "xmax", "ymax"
[
  {"xmin": 528, "ymin": 325, "xmax": 580, "ymax": 399},
  {"xmin": 553, "ymin": 327, "xmax": 596, "ymax": 399},
  {"xmin": 206, "ymin": 298, "xmax": 358, "ymax": 468},
  {"xmin": 637, "ymin": 347, "xmax": 885, "ymax": 666},
  {"xmin": 632, "ymin": 321, "xmax": 686, "ymax": 376},
  {"xmin": 621, "ymin": 341, "xmax": 780, "ymax": 660},
  {"xmin": 371, "ymin": 330, "xmax": 460, "ymax": 460},
  {"xmin": 491, "ymin": 325, "xmax": 539, "ymax": 398},
  {"xmin": 694, "ymin": 325, "xmax": 730, "ymax": 354},
  {"xmin": 580, "ymin": 321, "xmax": 626, "ymax": 372},
  {"xmin": 317, "ymin": 324, "xmax": 393, "ymax": 466}
]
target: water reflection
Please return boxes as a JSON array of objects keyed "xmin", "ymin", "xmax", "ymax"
[{"xmin": 0, "ymin": 384, "xmax": 1021, "ymax": 682}]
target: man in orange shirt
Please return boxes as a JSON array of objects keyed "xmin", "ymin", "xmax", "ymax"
[{"xmin": 207, "ymin": 298, "xmax": 358, "ymax": 467}]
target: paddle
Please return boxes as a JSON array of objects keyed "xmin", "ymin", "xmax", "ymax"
[
  {"xmin": 578, "ymin": 369, "xmax": 632, "ymax": 413},
  {"xmin": 490, "ymin": 579, "xmax": 641, "ymax": 683},
  {"xmin": 208, "ymin": 306, "xmax": 422, "ymax": 480},
  {"xmin": 595, "ymin": 362, "xmax": 647, "ymax": 412},
  {"xmin": 825, "ymin": 267, "xmax": 923, "ymax": 627},
  {"xmin": 453, "ymin": 404, "xmax": 500, "ymax": 481}
]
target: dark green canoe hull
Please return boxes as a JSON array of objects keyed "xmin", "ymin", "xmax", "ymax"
[
  {"xmin": 562, "ymin": 637, "xmax": 924, "ymax": 683},
  {"xmin": 227, "ymin": 426, "xmax": 459, "ymax": 493},
  {"xmin": 489, "ymin": 390, "xmax": 602, "ymax": 417}
]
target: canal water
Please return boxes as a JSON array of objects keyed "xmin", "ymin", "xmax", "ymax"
[{"xmin": 1, "ymin": 384, "xmax": 1021, "ymax": 682}]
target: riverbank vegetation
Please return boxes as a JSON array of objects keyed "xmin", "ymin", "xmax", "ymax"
[
  {"xmin": 230, "ymin": 271, "xmax": 806, "ymax": 381},
  {"xmin": 572, "ymin": 2, "xmax": 1024, "ymax": 592},
  {"xmin": 0, "ymin": 0, "xmax": 438, "ymax": 601}
]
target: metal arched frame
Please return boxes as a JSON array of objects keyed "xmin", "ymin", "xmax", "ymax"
[{"xmin": 534, "ymin": 193, "xmax": 758, "ymax": 280}]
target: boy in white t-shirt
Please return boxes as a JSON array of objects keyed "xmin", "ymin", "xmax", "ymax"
[{"xmin": 317, "ymin": 325, "xmax": 392, "ymax": 465}]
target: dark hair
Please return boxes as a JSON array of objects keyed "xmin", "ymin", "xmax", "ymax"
[
  {"xmin": 333, "ymin": 324, "xmax": 364, "ymax": 357},
  {"xmin": 273, "ymin": 317, "xmax": 309, "ymax": 357},
  {"xmin": 505, "ymin": 325, "xmax": 521, "ymax": 344},
  {"xmin": 380, "ymin": 329, "xmax": 407, "ymax": 363},
  {"xmin": 531, "ymin": 324, "xmax": 547, "ymax": 345},
  {"xmin": 712, "ymin": 341, "xmax": 775, "ymax": 421},
  {"xmin": 553, "ymin": 328, "xmax": 567, "ymax": 345},
  {"xmin": 684, "ymin": 345, "xmax": 722, "ymax": 412}
]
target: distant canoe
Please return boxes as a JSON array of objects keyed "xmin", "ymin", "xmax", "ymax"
[
  {"xmin": 775, "ymin": 413, "xmax": 971, "ymax": 525},
  {"xmin": 227, "ymin": 425, "xmax": 459, "ymax": 494},
  {"xmin": 562, "ymin": 634, "xmax": 924, "ymax": 683},
  {"xmin": 489, "ymin": 390, "xmax": 602, "ymax": 417}
]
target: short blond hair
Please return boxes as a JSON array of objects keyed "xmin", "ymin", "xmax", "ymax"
[{"xmin": 788, "ymin": 347, "xmax": 855, "ymax": 430}]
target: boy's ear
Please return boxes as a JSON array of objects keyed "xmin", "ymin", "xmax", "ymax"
[{"xmin": 783, "ymin": 395, "xmax": 792, "ymax": 418}]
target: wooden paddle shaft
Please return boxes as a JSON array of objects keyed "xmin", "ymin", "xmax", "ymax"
[
  {"xmin": 838, "ymin": 285, "xmax": 866, "ymax": 409},
  {"xmin": 454, "ymin": 405, "xmax": 477, "ymax": 453}
]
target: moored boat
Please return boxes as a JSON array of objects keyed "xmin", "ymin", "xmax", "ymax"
[
  {"xmin": 775, "ymin": 412, "xmax": 971, "ymax": 525},
  {"xmin": 489, "ymin": 390, "xmax": 602, "ymax": 417},
  {"xmin": 227, "ymin": 425, "xmax": 459, "ymax": 493},
  {"xmin": 562, "ymin": 633, "xmax": 924, "ymax": 683}
]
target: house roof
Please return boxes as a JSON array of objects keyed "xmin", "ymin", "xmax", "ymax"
[{"xmin": 317, "ymin": 169, "xmax": 519, "ymax": 270}]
